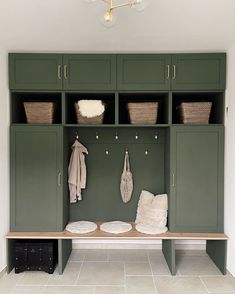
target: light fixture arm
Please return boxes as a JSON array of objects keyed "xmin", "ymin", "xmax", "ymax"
[{"xmin": 102, "ymin": 0, "xmax": 136, "ymax": 11}]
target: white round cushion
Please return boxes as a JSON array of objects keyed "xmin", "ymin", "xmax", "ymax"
[
  {"xmin": 135, "ymin": 223, "xmax": 168, "ymax": 235},
  {"xmin": 100, "ymin": 221, "xmax": 132, "ymax": 234},
  {"xmin": 66, "ymin": 221, "xmax": 97, "ymax": 234}
]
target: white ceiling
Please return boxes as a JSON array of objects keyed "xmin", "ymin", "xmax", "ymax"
[{"xmin": 0, "ymin": 0, "xmax": 235, "ymax": 52}]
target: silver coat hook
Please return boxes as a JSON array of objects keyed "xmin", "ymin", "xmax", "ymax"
[
  {"xmin": 135, "ymin": 133, "xmax": 139, "ymax": 140},
  {"xmin": 95, "ymin": 132, "xmax": 99, "ymax": 140},
  {"xmin": 145, "ymin": 149, "xmax": 148, "ymax": 156},
  {"xmin": 105, "ymin": 149, "xmax": 109, "ymax": 155},
  {"xmin": 115, "ymin": 133, "xmax": 119, "ymax": 140},
  {"xmin": 155, "ymin": 133, "xmax": 158, "ymax": 140},
  {"xmin": 125, "ymin": 148, "xmax": 128, "ymax": 154}
]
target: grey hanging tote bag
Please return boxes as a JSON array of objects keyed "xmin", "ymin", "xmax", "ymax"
[{"xmin": 120, "ymin": 152, "xmax": 133, "ymax": 203}]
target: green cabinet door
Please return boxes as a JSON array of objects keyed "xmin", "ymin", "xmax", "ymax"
[
  {"xmin": 9, "ymin": 53, "xmax": 63, "ymax": 90},
  {"xmin": 10, "ymin": 126, "xmax": 66, "ymax": 231},
  {"xmin": 117, "ymin": 54, "xmax": 171, "ymax": 90},
  {"xmin": 63, "ymin": 54, "xmax": 116, "ymax": 90},
  {"xmin": 169, "ymin": 126, "xmax": 224, "ymax": 232},
  {"xmin": 171, "ymin": 53, "xmax": 226, "ymax": 90}
]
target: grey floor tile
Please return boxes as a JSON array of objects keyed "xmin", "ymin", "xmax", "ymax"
[
  {"xmin": 0, "ymin": 272, "xmax": 22, "ymax": 294},
  {"xmin": 149, "ymin": 254, "xmax": 171, "ymax": 275},
  {"xmin": 69, "ymin": 250, "xmax": 86, "ymax": 262},
  {"xmin": 126, "ymin": 276, "xmax": 156, "ymax": 294},
  {"xmin": 48, "ymin": 262, "xmax": 82, "ymax": 285},
  {"xmin": 176, "ymin": 255, "xmax": 221, "ymax": 275},
  {"xmin": 201, "ymin": 275, "xmax": 235, "ymax": 292},
  {"xmin": 9, "ymin": 285, "xmax": 45, "ymax": 294},
  {"xmin": 108, "ymin": 250, "xmax": 148, "ymax": 263},
  {"xmin": 44, "ymin": 285, "xmax": 94, "ymax": 294},
  {"xmin": 76, "ymin": 262, "xmax": 124, "ymax": 285},
  {"xmin": 95, "ymin": 286, "xmax": 125, "ymax": 294},
  {"xmin": 84, "ymin": 250, "xmax": 108, "ymax": 262},
  {"xmin": 16, "ymin": 271, "xmax": 50, "ymax": 285},
  {"xmin": 125, "ymin": 262, "xmax": 152, "ymax": 276},
  {"xmin": 154, "ymin": 276, "xmax": 207, "ymax": 294}
]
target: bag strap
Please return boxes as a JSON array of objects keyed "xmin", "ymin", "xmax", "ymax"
[{"xmin": 123, "ymin": 152, "xmax": 130, "ymax": 172}]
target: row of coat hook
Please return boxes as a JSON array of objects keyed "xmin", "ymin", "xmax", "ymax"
[
  {"xmin": 75, "ymin": 132, "xmax": 158, "ymax": 140},
  {"xmin": 105, "ymin": 148, "xmax": 149, "ymax": 156}
]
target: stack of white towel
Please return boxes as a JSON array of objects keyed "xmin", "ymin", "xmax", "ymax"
[{"xmin": 135, "ymin": 190, "xmax": 168, "ymax": 234}]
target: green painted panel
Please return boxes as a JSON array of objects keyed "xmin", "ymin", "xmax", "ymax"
[
  {"xmin": 7, "ymin": 239, "xmax": 15, "ymax": 273},
  {"xmin": 9, "ymin": 53, "xmax": 63, "ymax": 90},
  {"xmin": 206, "ymin": 240, "xmax": 227, "ymax": 275},
  {"xmin": 63, "ymin": 54, "xmax": 116, "ymax": 90},
  {"xmin": 58, "ymin": 239, "xmax": 72, "ymax": 274},
  {"xmin": 162, "ymin": 240, "xmax": 176, "ymax": 275},
  {"xmin": 68, "ymin": 128, "xmax": 166, "ymax": 221},
  {"xmin": 117, "ymin": 54, "xmax": 171, "ymax": 90},
  {"xmin": 171, "ymin": 53, "xmax": 226, "ymax": 90},
  {"xmin": 10, "ymin": 126, "xmax": 64, "ymax": 231},
  {"xmin": 169, "ymin": 126, "xmax": 224, "ymax": 232}
]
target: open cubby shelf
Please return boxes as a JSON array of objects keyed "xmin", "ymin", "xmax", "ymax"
[
  {"xmin": 11, "ymin": 92, "xmax": 62, "ymax": 124},
  {"xmin": 11, "ymin": 91, "xmax": 224, "ymax": 126},
  {"xmin": 118, "ymin": 93, "xmax": 169, "ymax": 125},
  {"xmin": 172, "ymin": 92, "xmax": 224, "ymax": 124},
  {"xmin": 65, "ymin": 93, "xmax": 116, "ymax": 125}
]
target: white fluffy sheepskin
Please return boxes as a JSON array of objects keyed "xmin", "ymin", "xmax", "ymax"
[
  {"xmin": 135, "ymin": 223, "xmax": 168, "ymax": 235},
  {"xmin": 100, "ymin": 221, "xmax": 132, "ymax": 234},
  {"xmin": 66, "ymin": 221, "xmax": 97, "ymax": 234},
  {"xmin": 78, "ymin": 100, "xmax": 105, "ymax": 118}
]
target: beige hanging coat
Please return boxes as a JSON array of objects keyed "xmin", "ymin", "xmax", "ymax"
[{"xmin": 68, "ymin": 140, "xmax": 88, "ymax": 203}]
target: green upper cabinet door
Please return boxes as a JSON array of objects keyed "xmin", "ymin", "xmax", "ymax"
[
  {"xmin": 10, "ymin": 126, "xmax": 65, "ymax": 231},
  {"xmin": 63, "ymin": 54, "xmax": 116, "ymax": 90},
  {"xmin": 171, "ymin": 53, "xmax": 226, "ymax": 90},
  {"xmin": 117, "ymin": 54, "xmax": 171, "ymax": 90},
  {"xmin": 169, "ymin": 126, "xmax": 224, "ymax": 233},
  {"xmin": 9, "ymin": 53, "xmax": 63, "ymax": 90}
]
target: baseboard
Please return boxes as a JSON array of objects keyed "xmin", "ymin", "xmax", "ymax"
[
  {"xmin": 72, "ymin": 239, "xmax": 206, "ymax": 250},
  {"xmin": 0, "ymin": 267, "xmax": 7, "ymax": 279}
]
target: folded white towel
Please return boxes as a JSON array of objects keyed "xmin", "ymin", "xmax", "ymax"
[{"xmin": 78, "ymin": 100, "xmax": 105, "ymax": 118}]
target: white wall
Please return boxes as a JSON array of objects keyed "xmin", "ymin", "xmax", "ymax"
[
  {"xmin": 0, "ymin": 0, "xmax": 235, "ymax": 274},
  {"xmin": 0, "ymin": 48, "xmax": 10, "ymax": 272},
  {"xmin": 225, "ymin": 44, "xmax": 235, "ymax": 276}
]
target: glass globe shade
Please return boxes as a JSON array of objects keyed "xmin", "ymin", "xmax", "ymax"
[
  {"xmin": 100, "ymin": 10, "xmax": 117, "ymax": 28},
  {"xmin": 133, "ymin": 0, "xmax": 148, "ymax": 12}
]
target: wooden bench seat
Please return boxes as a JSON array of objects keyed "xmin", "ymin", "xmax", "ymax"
[{"xmin": 6, "ymin": 222, "xmax": 228, "ymax": 276}]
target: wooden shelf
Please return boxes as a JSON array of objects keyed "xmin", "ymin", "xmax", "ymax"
[{"xmin": 6, "ymin": 222, "xmax": 228, "ymax": 241}]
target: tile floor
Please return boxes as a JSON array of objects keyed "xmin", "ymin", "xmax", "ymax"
[{"xmin": 1, "ymin": 249, "xmax": 235, "ymax": 294}]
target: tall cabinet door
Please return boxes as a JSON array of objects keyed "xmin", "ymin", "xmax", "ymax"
[
  {"xmin": 171, "ymin": 53, "xmax": 226, "ymax": 90},
  {"xmin": 169, "ymin": 126, "xmax": 224, "ymax": 232},
  {"xmin": 10, "ymin": 126, "xmax": 65, "ymax": 231},
  {"xmin": 117, "ymin": 54, "xmax": 171, "ymax": 90},
  {"xmin": 63, "ymin": 54, "xmax": 116, "ymax": 90},
  {"xmin": 9, "ymin": 53, "xmax": 63, "ymax": 90}
]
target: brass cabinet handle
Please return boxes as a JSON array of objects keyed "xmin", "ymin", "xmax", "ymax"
[
  {"xmin": 57, "ymin": 65, "xmax": 62, "ymax": 79},
  {"xmin": 172, "ymin": 65, "xmax": 176, "ymax": 79},
  {"xmin": 58, "ymin": 172, "xmax": 62, "ymax": 187},
  {"xmin": 166, "ymin": 65, "xmax": 170, "ymax": 79},
  {"xmin": 172, "ymin": 173, "xmax": 175, "ymax": 187},
  {"xmin": 64, "ymin": 65, "xmax": 68, "ymax": 79}
]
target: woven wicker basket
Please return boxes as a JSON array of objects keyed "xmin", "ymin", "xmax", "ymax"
[
  {"xmin": 24, "ymin": 102, "xmax": 56, "ymax": 124},
  {"xmin": 74, "ymin": 101, "xmax": 105, "ymax": 124},
  {"xmin": 127, "ymin": 102, "xmax": 158, "ymax": 124},
  {"xmin": 178, "ymin": 102, "xmax": 212, "ymax": 124}
]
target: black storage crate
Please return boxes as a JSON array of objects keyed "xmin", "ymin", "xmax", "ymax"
[{"xmin": 15, "ymin": 240, "xmax": 57, "ymax": 274}]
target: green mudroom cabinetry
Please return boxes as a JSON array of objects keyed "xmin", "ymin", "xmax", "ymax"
[
  {"xmin": 9, "ymin": 52, "xmax": 226, "ymax": 235},
  {"xmin": 117, "ymin": 53, "xmax": 226, "ymax": 90},
  {"xmin": 169, "ymin": 126, "xmax": 224, "ymax": 232},
  {"xmin": 171, "ymin": 54, "xmax": 226, "ymax": 90},
  {"xmin": 117, "ymin": 54, "xmax": 171, "ymax": 90},
  {"xmin": 9, "ymin": 54, "xmax": 63, "ymax": 90},
  {"xmin": 10, "ymin": 126, "xmax": 67, "ymax": 231},
  {"xmin": 63, "ymin": 54, "xmax": 116, "ymax": 90},
  {"xmin": 9, "ymin": 53, "xmax": 116, "ymax": 91}
]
